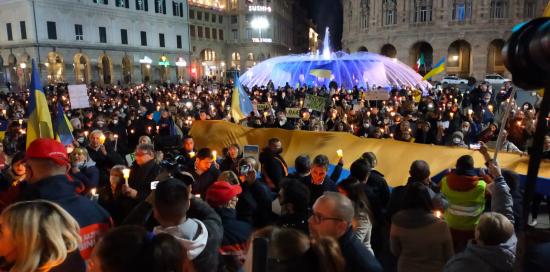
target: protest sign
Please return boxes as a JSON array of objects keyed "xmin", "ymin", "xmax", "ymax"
[
  {"xmin": 68, "ymin": 84, "xmax": 90, "ymax": 109},
  {"xmin": 257, "ymin": 103, "xmax": 271, "ymax": 111},
  {"xmin": 285, "ymin": 108, "xmax": 301, "ymax": 118},
  {"xmin": 364, "ymin": 90, "xmax": 390, "ymax": 101},
  {"xmin": 304, "ymin": 94, "xmax": 327, "ymax": 112}
]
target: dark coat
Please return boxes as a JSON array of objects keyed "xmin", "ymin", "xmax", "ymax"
[
  {"xmin": 300, "ymin": 175, "xmax": 338, "ymax": 207},
  {"xmin": 259, "ymin": 148, "xmax": 288, "ymax": 190},
  {"xmin": 128, "ymin": 159, "xmax": 162, "ymax": 201},
  {"xmin": 20, "ymin": 175, "xmax": 111, "ymax": 260},
  {"xmin": 236, "ymin": 179, "xmax": 274, "ymax": 228},
  {"xmin": 215, "ymin": 207, "xmax": 253, "ymax": 272},
  {"xmin": 187, "ymin": 198, "xmax": 224, "ymax": 272},
  {"xmin": 86, "ymin": 145, "xmax": 125, "ymax": 187},
  {"xmin": 339, "ymin": 227, "xmax": 383, "ymax": 272},
  {"xmin": 187, "ymin": 165, "xmax": 220, "ymax": 198}
]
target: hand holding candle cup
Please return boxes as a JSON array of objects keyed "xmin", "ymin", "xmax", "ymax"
[
  {"xmin": 189, "ymin": 151, "xmax": 196, "ymax": 158},
  {"xmin": 336, "ymin": 149, "xmax": 343, "ymax": 158},
  {"xmin": 99, "ymin": 134, "xmax": 106, "ymax": 145},
  {"xmin": 212, "ymin": 150, "xmax": 217, "ymax": 161},
  {"xmin": 122, "ymin": 168, "xmax": 130, "ymax": 186}
]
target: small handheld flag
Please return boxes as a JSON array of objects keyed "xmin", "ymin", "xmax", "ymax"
[{"xmin": 422, "ymin": 57, "xmax": 446, "ymax": 81}]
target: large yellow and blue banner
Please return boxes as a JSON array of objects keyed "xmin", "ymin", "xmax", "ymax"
[
  {"xmin": 190, "ymin": 121, "xmax": 550, "ymax": 193},
  {"xmin": 26, "ymin": 59, "xmax": 54, "ymax": 149}
]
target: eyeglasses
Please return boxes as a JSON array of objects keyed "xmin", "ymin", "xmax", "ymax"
[{"xmin": 310, "ymin": 212, "xmax": 344, "ymax": 224}]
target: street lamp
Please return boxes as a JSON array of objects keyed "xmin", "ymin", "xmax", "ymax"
[{"xmin": 251, "ymin": 17, "xmax": 269, "ymax": 42}]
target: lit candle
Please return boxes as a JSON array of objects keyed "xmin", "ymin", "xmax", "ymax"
[
  {"xmin": 263, "ymin": 111, "xmax": 268, "ymax": 118},
  {"xmin": 212, "ymin": 150, "xmax": 217, "ymax": 161},
  {"xmin": 20, "ymin": 129, "xmax": 26, "ymax": 134},
  {"xmin": 157, "ymin": 105, "xmax": 161, "ymax": 111},
  {"xmin": 390, "ymin": 112, "xmax": 395, "ymax": 117},
  {"xmin": 156, "ymin": 125, "xmax": 160, "ymax": 133},
  {"xmin": 390, "ymin": 133, "xmax": 394, "ymax": 138},
  {"xmin": 2, "ymin": 109, "xmax": 6, "ymax": 115},
  {"xmin": 468, "ymin": 109, "xmax": 473, "ymax": 116},
  {"xmin": 147, "ymin": 126, "xmax": 152, "ymax": 133},
  {"xmin": 299, "ymin": 100, "xmax": 304, "ymax": 107},
  {"xmin": 336, "ymin": 149, "xmax": 343, "ymax": 158},
  {"xmin": 516, "ymin": 121, "xmax": 522, "ymax": 126},
  {"xmin": 114, "ymin": 134, "xmax": 119, "ymax": 152},
  {"xmin": 189, "ymin": 151, "xmax": 196, "ymax": 158},
  {"xmin": 84, "ymin": 131, "xmax": 89, "ymax": 138},
  {"xmin": 122, "ymin": 169, "xmax": 130, "ymax": 186},
  {"xmin": 99, "ymin": 134, "xmax": 106, "ymax": 145},
  {"xmin": 130, "ymin": 129, "xmax": 135, "ymax": 134},
  {"xmin": 434, "ymin": 210, "xmax": 442, "ymax": 218},
  {"xmin": 221, "ymin": 101, "xmax": 225, "ymax": 108},
  {"xmin": 450, "ymin": 112, "xmax": 454, "ymax": 119},
  {"xmin": 488, "ymin": 105, "xmax": 494, "ymax": 112},
  {"xmin": 18, "ymin": 119, "xmax": 22, "ymax": 125}
]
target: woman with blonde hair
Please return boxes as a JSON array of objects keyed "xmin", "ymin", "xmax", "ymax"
[
  {"xmin": 0, "ymin": 200, "xmax": 85, "ymax": 272},
  {"xmin": 70, "ymin": 147, "xmax": 100, "ymax": 193}
]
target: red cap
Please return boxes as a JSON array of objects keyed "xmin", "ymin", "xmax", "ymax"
[
  {"xmin": 206, "ymin": 181, "xmax": 242, "ymax": 207},
  {"xmin": 25, "ymin": 138, "xmax": 69, "ymax": 166}
]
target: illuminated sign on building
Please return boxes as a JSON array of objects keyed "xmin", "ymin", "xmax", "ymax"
[
  {"xmin": 176, "ymin": 57, "xmax": 187, "ymax": 67},
  {"xmin": 248, "ymin": 5, "xmax": 271, "ymax": 12},
  {"xmin": 158, "ymin": 56, "xmax": 170, "ymax": 67},
  {"xmin": 252, "ymin": 38, "xmax": 272, "ymax": 43},
  {"xmin": 139, "ymin": 56, "xmax": 153, "ymax": 64}
]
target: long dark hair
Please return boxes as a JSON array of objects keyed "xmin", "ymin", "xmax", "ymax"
[{"xmin": 338, "ymin": 177, "xmax": 374, "ymax": 223}]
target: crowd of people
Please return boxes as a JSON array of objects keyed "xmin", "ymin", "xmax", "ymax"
[{"xmin": 0, "ymin": 78, "xmax": 548, "ymax": 272}]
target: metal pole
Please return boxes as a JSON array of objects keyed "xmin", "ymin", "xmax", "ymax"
[
  {"xmin": 493, "ymin": 88, "xmax": 517, "ymax": 160},
  {"xmin": 32, "ymin": 0, "xmax": 41, "ymax": 74}
]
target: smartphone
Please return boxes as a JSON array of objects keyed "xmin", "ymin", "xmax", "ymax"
[
  {"xmin": 240, "ymin": 164, "xmax": 251, "ymax": 175},
  {"xmin": 150, "ymin": 181, "xmax": 160, "ymax": 190},
  {"xmin": 470, "ymin": 143, "xmax": 481, "ymax": 150}
]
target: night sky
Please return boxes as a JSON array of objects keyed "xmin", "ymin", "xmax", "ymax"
[{"xmin": 301, "ymin": 0, "xmax": 343, "ymax": 50}]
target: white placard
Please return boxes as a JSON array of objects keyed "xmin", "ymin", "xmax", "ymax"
[{"xmin": 68, "ymin": 84, "xmax": 90, "ymax": 109}]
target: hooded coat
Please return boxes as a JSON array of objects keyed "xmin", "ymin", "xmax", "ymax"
[{"xmin": 443, "ymin": 235, "xmax": 517, "ymax": 272}]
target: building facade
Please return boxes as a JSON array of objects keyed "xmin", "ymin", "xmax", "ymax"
[
  {"xmin": 0, "ymin": 0, "xmax": 191, "ymax": 89},
  {"xmin": 342, "ymin": 0, "xmax": 548, "ymax": 80},
  {"xmin": 187, "ymin": 0, "xmax": 310, "ymax": 79}
]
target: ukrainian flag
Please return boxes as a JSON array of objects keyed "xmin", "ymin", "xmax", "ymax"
[
  {"xmin": 54, "ymin": 102, "xmax": 74, "ymax": 145},
  {"xmin": 422, "ymin": 57, "xmax": 446, "ymax": 81},
  {"xmin": 309, "ymin": 63, "xmax": 332, "ymax": 79},
  {"xmin": 544, "ymin": 1, "xmax": 550, "ymax": 17},
  {"xmin": 26, "ymin": 59, "xmax": 54, "ymax": 149},
  {"xmin": 231, "ymin": 72, "xmax": 254, "ymax": 122}
]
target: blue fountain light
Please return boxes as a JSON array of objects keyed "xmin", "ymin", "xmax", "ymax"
[{"xmin": 241, "ymin": 28, "xmax": 431, "ymax": 91}]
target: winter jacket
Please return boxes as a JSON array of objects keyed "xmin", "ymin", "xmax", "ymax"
[
  {"xmin": 187, "ymin": 164, "xmax": 220, "ymax": 198},
  {"xmin": 128, "ymin": 159, "xmax": 162, "ymax": 201},
  {"xmin": 215, "ymin": 207, "xmax": 253, "ymax": 272},
  {"xmin": 390, "ymin": 209, "xmax": 454, "ymax": 272},
  {"xmin": 386, "ymin": 178, "xmax": 448, "ymax": 220},
  {"xmin": 0, "ymin": 167, "xmax": 25, "ymax": 211},
  {"xmin": 236, "ymin": 179, "xmax": 274, "ymax": 228},
  {"xmin": 440, "ymin": 171, "xmax": 487, "ymax": 231},
  {"xmin": 354, "ymin": 211, "xmax": 374, "ymax": 255},
  {"xmin": 339, "ymin": 227, "xmax": 383, "ymax": 272},
  {"xmin": 71, "ymin": 159, "xmax": 100, "ymax": 191},
  {"xmin": 20, "ymin": 175, "xmax": 112, "ymax": 260},
  {"xmin": 300, "ymin": 175, "xmax": 338, "ymax": 207},
  {"xmin": 154, "ymin": 198, "xmax": 223, "ymax": 272},
  {"xmin": 259, "ymin": 148, "xmax": 288, "ymax": 190}
]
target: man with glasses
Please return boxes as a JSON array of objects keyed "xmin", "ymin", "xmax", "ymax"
[
  {"xmin": 122, "ymin": 143, "xmax": 161, "ymax": 205},
  {"xmin": 309, "ymin": 192, "xmax": 382, "ymax": 272}
]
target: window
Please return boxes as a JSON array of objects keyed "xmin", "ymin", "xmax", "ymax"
[
  {"xmin": 99, "ymin": 27, "xmax": 107, "ymax": 43},
  {"xmin": 413, "ymin": 0, "xmax": 433, "ymax": 23},
  {"xmin": 121, "ymin": 29, "xmax": 128, "ymax": 44},
  {"xmin": 232, "ymin": 29, "xmax": 238, "ymax": 40},
  {"xmin": 136, "ymin": 0, "xmax": 148, "ymax": 11},
  {"xmin": 155, "ymin": 0, "xmax": 166, "ymax": 14},
  {"xmin": 212, "ymin": 28, "xmax": 217, "ymax": 39},
  {"xmin": 201, "ymin": 49, "xmax": 216, "ymax": 61},
  {"xmin": 93, "ymin": 0, "xmax": 108, "ymax": 4},
  {"xmin": 141, "ymin": 31, "xmax": 147, "ymax": 46},
  {"xmin": 47, "ymin": 21, "xmax": 57, "ymax": 40},
  {"xmin": 75, "ymin": 24, "xmax": 83, "ymax": 40},
  {"xmin": 452, "ymin": 0, "xmax": 472, "ymax": 21},
  {"xmin": 205, "ymin": 27, "xmax": 210, "ymax": 39},
  {"xmin": 159, "ymin": 33, "xmax": 165, "ymax": 47},
  {"xmin": 197, "ymin": 26, "xmax": 203, "ymax": 38},
  {"xmin": 190, "ymin": 25, "xmax": 196, "ymax": 37},
  {"xmin": 360, "ymin": 14, "xmax": 368, "ymax": 30},
  {"xmin": 173, "ymin": 1, "xmax": 183, "ymax": 16},
  {"xmin": 19, "ymin": 21, "xmax": 26, "ymax": 40},
  {"xmin": 218, "ymin": 15, "xmax": 222, "ymax": 23},
  {"xmin": 524, "ymin": 1, "xmax": 535, "ymax": 18},
  {"xmin": 230, "ymin": 0, "xmax": 237, "ymax": 10},
  {"xmin": 116, "ymin": 0, "xmax": 129, "ymax": 7},
  {"xmin": 6, "ymin": 23, "xmax": 12, "ymax": 41},
  {"xmin": 197, "ymin": 11, "xmax": 202, "ymax": 20},
  {"xmin": 189, "ymin": 9, "xmax": 195, "ymax": 19},
  {"xmin": 212, "ymin": 13, "xmax": 216, "ymax": 23},
  {"xmin": 231, "ymin": 15, "xmax": 238, "ymax": 24},
  {"xmin": 205, "ymin": 12, "xmax": 210, "ymax": 22},
  {"xmin": 246, "ymin": 28, "xmax": 252, "ymax": 39},
  {"xmin": 382, "ymin": 0, "xmax": 396, "ymax": 25},
  {"xmin": 176, "ymin": 35, "xmax": 182, "ymax": 48},
  {"xmin": 219, "ymin": 29, "xmax": 223, "ymax": 40},
  {"xmin": 490, "ymin": 0, "xmax": 508, "ymax": 19}
]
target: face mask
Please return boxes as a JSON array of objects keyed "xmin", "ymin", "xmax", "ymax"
[
  {"xmin": 453, "ymin": 137, "xmax": 461, "ymax": 144},
  {"xmin": 363, "ymin": 123, "xmax": 369, "ymax": 128},
  {"xmin": 113, "ymin": 119, "xmax": 119, "ymax": 125},
  {"xmin": 77, "ymin": 137, "xmax": 85, "ymax": 143},
  {"xmin": 123, "ymin": 105, "xmax": 128, "ymax": 109},
  {"xmin": 462, "ymin": 127, "xmax": 469, "ymax": 133}
]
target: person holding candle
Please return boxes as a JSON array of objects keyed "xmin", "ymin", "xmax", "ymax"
[
  {"xmin": 183, "ymin": 148, "xmax": 220, "ymax": 198},
  {"xmin": 69, "ymin": 147, "xmax": 100, "ymax": 194},
  {"xmin": 0, "ymin": 152, "xmax": 26, "ymax": 212},
  {"xmin": 86, "ymin": 130, "xmax": 125, "ymax": 188},
  {"xmin": 390, "ymin": 182, "xmax": 454, "ymax": 272},
  {"xmin": 300, "ymin": 155, "xmax": 338, "ymax": 207},
  {"xmin": 97, "ymin": 165, "xmax": 129, "ymax": 226},
  {"xmin": 123, "ymin": 143, "xmax": 161, "ymax": 206}
]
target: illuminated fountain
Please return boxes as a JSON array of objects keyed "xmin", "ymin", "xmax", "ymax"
[{"xmin": 240, "ymin": 27, "xmax": 430, "ymax": 91}]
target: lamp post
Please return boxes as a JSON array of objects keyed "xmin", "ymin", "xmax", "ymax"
[{"xmin": 251, "ymin": 17, "xmax": 269, "ymax": 64}]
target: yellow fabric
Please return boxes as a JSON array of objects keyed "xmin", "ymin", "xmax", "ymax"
[
  {"xmin": 441, "ymin": 177, "xmax": 486, "ymax": 230},
  {"xmin": 189, "ymin": 121, "xmax": 550, "ymax": 187},
  {"xmin": 544, "ymin": 1, "xmax": 550, "ymax": 17},
  {"xmin": 26, "ymin": 89, "xmax": 54, "ymax": 149},
  {"xmin": 310, "ymin": 69, "xmax": 332, "ymax": 79},
  {"xmin": 231, "ymin": 87, "xmax": 246, "ymax": 122}
]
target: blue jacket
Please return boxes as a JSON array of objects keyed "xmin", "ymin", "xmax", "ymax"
[
  {"xmin": 215, "ymin": 207, "xmax": 253, "ymax": 272},
  {"xmin": 339, "ymin": 227, "xmax": 383, "ymax": 272},
  {"xmin": 21, "ymin": 175, "xmax": 112, "ymax": 260}
]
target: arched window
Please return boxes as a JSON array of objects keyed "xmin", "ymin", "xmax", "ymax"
[
  {"xmin": 382, "ymin": 0, "xmax": 397, "ymax": 26},
  {"xmin": 412, "ymin": 0, "xmax": 433, "ymax": 23},
  {"xmin": 523, "ymin": 0, "xmax": 536, "ymax": 18},
  {"xmin": 452, "ymin": 0, "xmax": 472, "ymax": 21},
  {"xmin": 490, "ymin": 0, "xmax": 508, "ymax": 19},
  {"xmin": 201, "ymin": 49, "xmax": 216, "ymax": 61},
  {"xmin": 232, "ymin": 52, "xmax": 240, "ymax": 61}
]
